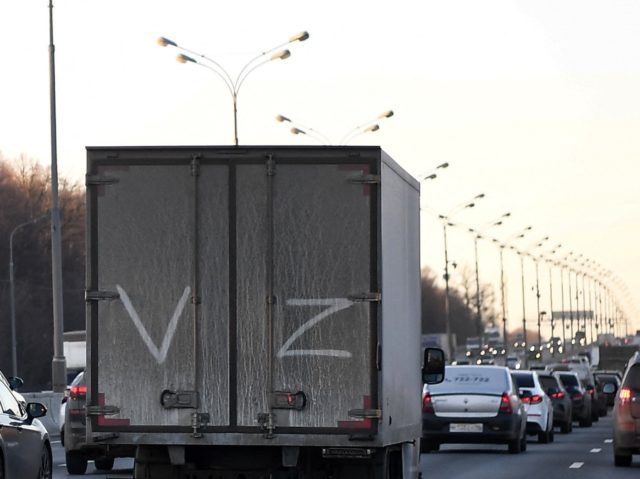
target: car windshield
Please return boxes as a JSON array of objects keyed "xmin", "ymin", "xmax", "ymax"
[
  {"xmin": 428, "ymin": 367, "xmax": 509, "ymax": 395},
  {"xmin": 512, "ymin": 373, "xmax": 535, "ymax": 388}
]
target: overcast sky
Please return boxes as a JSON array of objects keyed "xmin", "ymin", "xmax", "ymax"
[{"xmin": 1, "ymin": 0, "xmax": 638, "ymax": 339}]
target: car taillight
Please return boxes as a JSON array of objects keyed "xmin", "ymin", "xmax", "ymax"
[
  {"xmin": 551, "ymin": 391, "xmax": 565, "ymax": 399},
  {"xmin": 499, "ymin": 393, "xmax": 513, "ymax": 414},
  {"xmin": 422, "ymin": 392, "xmax": 434, "ymax": 414},
  {"xmin": 571, "ymin": 391, "xmax": 583, "ymax": 400},
  {"xmin": 619, "ymin": 387, "xmax": 632, "ymax": 404},
  {"xmin": 70, "ymin": 385, "xmax": 87, "ymax": 398},
  {"xmin": 530, "ymin": 394, "xmax": 542, "ymax": 404}
]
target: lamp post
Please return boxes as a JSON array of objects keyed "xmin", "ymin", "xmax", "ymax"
[
  {"xmin": 541, "ymin": 244, "xmax": 561, "ymax": 355},
  {"xmin": 492, "ymin": 225, "xmax": 532, "ymax": 354},
  {"xmin": 276, "ymin": 110, "xmax": 394, "ymax": 145},
  {"xmin": 469, "ymin": 212, "xmax": 511, "ymax": 336},
  {"xmin": 440, "ymin": 193, "xmax": 485, "ymax": 361},
  {"xmin": 158, "ymin": 31, "xmax": 309, "ymax": 145},
  {"xmin": 9, "ymin": 214, "xmax": 49, "ymax": 377},
  {"xmin": 418, "ymin": 162, "xmax": 449, "ymax": 182},
  {"xmin": 48, "ymin": 0, "xmax": 67, "ymax": 393}
]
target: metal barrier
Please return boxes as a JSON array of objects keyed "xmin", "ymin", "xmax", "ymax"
[{"xmin": 22, "ymin": 391, "xmax": 64, "ymax": 438}]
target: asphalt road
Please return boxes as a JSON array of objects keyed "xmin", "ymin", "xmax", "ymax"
[
  {"xmin": 50, "ymin": 413, "xmax": 638, "ymax": 478},
  {"xmin": 420, "ymin": 413, "xmax": 639, "ymax": 478}
]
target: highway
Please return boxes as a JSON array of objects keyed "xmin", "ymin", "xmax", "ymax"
[
  {"xmin": 420, "ymin": 413, "xmax": 638, "ymax": 478},
  {"xmin": 49, "ymin": 413, "xmax": 638, "ymax": 478}
]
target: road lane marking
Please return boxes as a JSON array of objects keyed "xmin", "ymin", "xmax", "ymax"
[
  {"xmin": 590, "ymin": 448, "xmax": 602, "ymax": 453},
  {"xmin": 604, "ymin": 439, "xmax": 613, "ymax": 443},
  {"xmin": 569, "ymin": 463, "xmax": 584, "ymax": 469}
]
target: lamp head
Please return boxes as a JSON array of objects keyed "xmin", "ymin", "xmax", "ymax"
[
  {"xmin": 276, "ymin": 114, "xmax": 291, "ymax": 123},
  {"xmin": 271, "ymin": 49, "xmax": 291, "ymax": 61},
  {"xmin": 379, "ymin": 110, "xmax": 394, "ymax": 119},
  {"xmin": 438, "ymin": 162, "xmax": 449, "ymax": 169},
  {"xmin": 365, "ymin": 124, "xmax": 380, "ymax": 132},
  {"xmin": 157, "ymin": 37, "xmax": 177, "ymax": 48},
  {"xmin": 291, "ymin": 127, "xmax": 306, "ymax": 135},
  {"xmin": 290, "ymin": 31, "xmax": 310, "ymax": 43},
  {"xmin": 176, "ymin": 54, "xmax": 196, "ymax": 64}
]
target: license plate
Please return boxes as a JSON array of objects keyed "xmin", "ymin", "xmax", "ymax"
[{"xmin": 450, "ymin": 423, "xmax": 483, "ymax": 433}]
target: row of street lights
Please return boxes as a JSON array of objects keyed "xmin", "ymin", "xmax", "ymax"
[{"xmin": 433, "ymin": 186, "xmax": 631, "ymax": 358}]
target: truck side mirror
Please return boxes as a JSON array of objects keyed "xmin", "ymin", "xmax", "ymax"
[{"xmin": 422, "ymin": 348, "xmax": 445, "ymax": 384}]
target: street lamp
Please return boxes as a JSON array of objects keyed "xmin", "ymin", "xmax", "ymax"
[
  {"xmin": 9, "ymin": 214, "xmax": 49, "ymax": 377},
  {"xmin": 492, "ymin": 225, "xmax": 532, "ymax": 353},
  {"xmin": 276, "ymin": 110, "xmax": 394, "ymax": 145},
  {"xmin": 418, "ymin": 162, "xmax": 449, "ymax": 182},
  {"xmin": 468, "ymin": 212, "xmax": 511, "ymax": 336},
  {"xmin": 439, "ymin": 193, "xmax": 485, "ymax": 361},
  {"xmin": 159, "ymin": 31, "xmax": 309, "ymax": 145}
]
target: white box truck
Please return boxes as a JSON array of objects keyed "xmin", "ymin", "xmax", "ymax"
[{"xmin": 84, "ymin": 146, "xmax": 443, "ymax": 478}]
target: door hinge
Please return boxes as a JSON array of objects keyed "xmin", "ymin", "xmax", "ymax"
[
  {"xmin": 348, "ymin": 174, "xmax": 380, "ymax": 184},
  {"xmin": 348, "ymin": 408, "xmax": 382, "ymax": 419},
  {"xmin": 191, "ymin": 155, "xmax": 201, "ymax": 177},
  {"xmin": 266, "ymin": 155, "xmax": 276, "ymax": 176},
  {"xmin": 85, "ymin": 175, "xmax": 120, "ymax": 186},
  {"xmin": 191, "ymin": 412, "xmax": 209, "ymax": 439},
  {"xmin": 86, "ymin": 404, "xmax": 121, "ymax": 416},
  {"xmin": 348, "ymin": 292, "xmax": 381, "ymax": 303},
  {"xmin": 85, "ymin": 290, "xmax": 120, "ymax": 302}
]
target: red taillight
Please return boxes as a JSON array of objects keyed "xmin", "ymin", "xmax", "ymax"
[
  {"xmin": 500, "ymin": 393, "xmax": 513, "ymax": 414},
  {"xmin": 422, "ymin": 392, "xmax": 434, "ymax": 414},
  {"xmin": 571, "ymin": 391, "xmax": 583, "ymax": 400},
  {"xmin": 551, "ymin": 391, "xmax": 565, "ymax": 399},
  {"xmin": 70, "ymin": 385, "xmax": 87, "ymax": 398},
  {"xmin": 619, "ymin": 387, "xmax": 632, "ymax": 404},
  {"xmin": 530, "ymin": 394, "xmax": 542, "ymax": 404}
]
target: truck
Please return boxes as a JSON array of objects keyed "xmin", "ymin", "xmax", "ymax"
[{"xmin": 84, "ymin": 145, "xmax": 443, "ymax": 478}]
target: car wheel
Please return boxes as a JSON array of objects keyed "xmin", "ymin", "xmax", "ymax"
[
  {"xmin": 549, "ymin": 427, "xmax": 554, "ymax": 443},
  {"xmin": 508, "ymin": 435, "xmax": 522, "ymax": 454},
  {"xmin": 560, "ymin": 420, "xmax": 571, "ymax": 434},
  {"xmin": 94, "ymin": 457, "xmax": 115, "ymax": 471},
  {"xmin": 0, "ymin": 453, "xmax": 4, "ymax": 479},
  {"xmin": 520, "ymin": 433, "xmax": 527, "ymax": 452},
  {"xmin": 538, "ymin": 430, "xmax": 549, "ymax": 444},
  {"xmin": 614, "ymin": 452, "xmax": 632, "ymax": 467},
  {"xmin": 65, "ymin": 450, "xmax": 88, "ymax": 475},
  {"xmin": 39, "ymin": 446, "xmax": 52, "ymax": 479}
]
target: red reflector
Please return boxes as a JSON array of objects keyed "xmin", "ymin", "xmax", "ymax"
[
  {"xmin": 70, "ymin": 385, "xmax": 87, "ymax": 398},
  {"xmin": 551, "ymin": 392, "xmax": 565, "ymax": 399},
  {"xmin": 571, "ymin": 392, "xmax": 583, "ymax": 400},
  {"xmin": 619, "ymin": 388, "xmax": 632, "ymax": 404},
  {"xmin": 422, "ymin": 392, "xmax": 434, "ymax": 414},
  {"xmin": 500, "ymin": 393, "xmax": 512, "ymax": 414}
]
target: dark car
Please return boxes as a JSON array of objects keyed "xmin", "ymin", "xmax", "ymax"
[
  {"xmin": 63, "ymin": 371, "xmax": 135, "ymax": 474},
  {"xmin": 583, "ymin": 370, "xmax": 607, "ymax": 419},
  {"xmin": 595, "ymin": 372, "xmax": 622, "ymax": 407},
  {"xmin": 422, "ymin": 366, "xmax": 527, "ymax": 454},
  {"xmin": 555, "ymin": 371, "xmax": 592, "ymax": 427},
  {"xmin": 0, "ymin": 370, "xmax": 52, "ymax": 478},
  {"xmin": 538, "ymin": 372, "xmax": 573, "ymax": 433},
  {"xmin": 612, "ymin": 352, "xmax": 640, "ymax": 466}
]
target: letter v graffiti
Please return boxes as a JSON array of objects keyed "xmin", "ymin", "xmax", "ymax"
[{"xmin": 116, "ymin": 285, "xmax": 191, "ymax": 364}]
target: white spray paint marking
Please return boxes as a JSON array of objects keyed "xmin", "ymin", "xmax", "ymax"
[
  {"xmin": 590, "ymin": 448, "xmax": 602, "ymax": 453},
  {"xmin": 278, "ymin": 298, "xmax": 354, "ymax": 358},
  {"xmin": 569, "ymin": 463, "xmax": 584, "ymax": 469},
  {"xmin": 604, "ymin": 439, "xmax": 613, "ymax": 444},
  {"xmin": 117, "ymin": 285, "xmax": 191, "ymax": 364}
]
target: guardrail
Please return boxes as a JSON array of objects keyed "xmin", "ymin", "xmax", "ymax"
[{"xmin": 22, "ymin": 391, "xmax": 64, "ymax": 438}]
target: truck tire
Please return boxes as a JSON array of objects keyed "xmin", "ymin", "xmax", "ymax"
[
  {"xmin": 65, "ymin": 450, "xmax": 88, "ymax": 475},
  {"xmin": 134, "ymin": 446, "xmax": 177, "ymax": 479},
  {"xmin": 614, "ymin": 451, "xmax": 632, "ymax": 467},
  {"xmin": 94, "ymin": 457, "xmax": 114, "ymax": 471}
]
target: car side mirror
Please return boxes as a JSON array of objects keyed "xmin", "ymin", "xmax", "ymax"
[
  {"xmin": 26, "ymin": 402, "xmax": 47, "ymax": 421},
  {"xmin": 603, "ymin": 383, "xmax": 615, "ymax": 394},
  {"xmin": 422, "ymin": 347, "xmax": 445, "ymax": 384},
  {"xmin": 8, "ymin": 376, "xmax": 24, "ymax": 391}
]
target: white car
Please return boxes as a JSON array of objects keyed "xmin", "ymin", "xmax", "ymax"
[{"xmin": 511, "ymin": 370, "xmax": 555, "ymax": 443}]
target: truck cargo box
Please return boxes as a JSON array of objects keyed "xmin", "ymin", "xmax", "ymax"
[{"xmin": 85, "ymin": 146, "xmax": 421, "ymax": 452}]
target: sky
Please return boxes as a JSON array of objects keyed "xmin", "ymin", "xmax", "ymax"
[{"xmin": 0, "ymin": 0, "xmax": 638, "ymax": 340}]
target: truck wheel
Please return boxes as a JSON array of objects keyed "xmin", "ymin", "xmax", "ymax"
[
  {"xmin": 65, "ymin": 451, "xmax": 88, "ymax": 475},
  {"xmin": 614, "ymin": 452, "xmax": 632, "ymax": 467},
  {"xmin": 94, "ymin": 457, "xmax": 114, "ymax": 471},
  {"xmin": 134, "ymin": 446, "xmax": 176, "ymax": 479}
]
